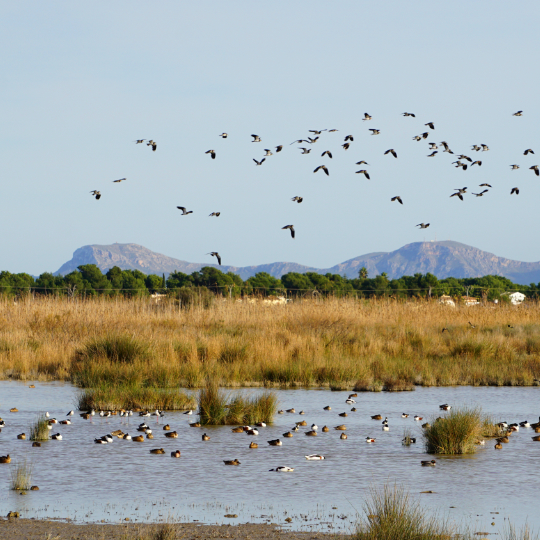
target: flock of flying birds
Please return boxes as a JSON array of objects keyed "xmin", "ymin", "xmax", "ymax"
[{"xmin": 89, "ymin": 110, "xmax": 536, "ymax": 267}]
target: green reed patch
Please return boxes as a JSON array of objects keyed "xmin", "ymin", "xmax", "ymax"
[
  {"xmin": 423, "ymin": 406, "xmax": 497, "ymax": 454},
  {"xmin": 29, "ymin": 413, "xmax": 50, "ymax": 441},
  {"xmin": 77, "ymin": 382, "xmax": 196, "ymax": 411},
  {"xmin": 197, "ymin": 381, "xmax": 277, "ymax": 425}
]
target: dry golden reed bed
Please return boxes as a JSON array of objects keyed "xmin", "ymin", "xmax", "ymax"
[{"xmin": 1, "ymin": 295, "xmax": 540, "ymax": 388}]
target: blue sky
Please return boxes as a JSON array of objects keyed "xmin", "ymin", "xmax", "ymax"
[{"xmin": 1, "ymin": 2, "xmax": 539, "ymax": 274}]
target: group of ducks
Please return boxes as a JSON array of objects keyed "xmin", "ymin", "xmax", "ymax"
[{"xmin": 3, "ymin": 399, "xmax": 539, "ymax": 472}]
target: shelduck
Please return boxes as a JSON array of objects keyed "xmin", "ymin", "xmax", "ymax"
[
  {"xmin": 305, "ymin": 454, "xmax": 325, "ymax": 460},
  {"xmin": 269, "ymin": 466, "xmax": 294, "ymax": 472}
]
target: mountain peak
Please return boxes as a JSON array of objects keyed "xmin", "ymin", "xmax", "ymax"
[{"xmin": 55, "ymin": 241, "xmax": 540, "ymax": 285}]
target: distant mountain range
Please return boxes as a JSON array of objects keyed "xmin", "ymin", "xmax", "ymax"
[{"xmin": 54, "ymin": 241, "xmax": 540, "ymax": 284}]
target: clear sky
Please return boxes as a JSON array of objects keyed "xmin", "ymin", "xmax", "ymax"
[{"xmin": 1, "ymin": 2, "xmax": 539, "ymax": 275}]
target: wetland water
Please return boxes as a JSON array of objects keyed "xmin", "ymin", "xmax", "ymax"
[{"xmin": 0, "ymin": 382, "xmax": 539, "ymax": 533}]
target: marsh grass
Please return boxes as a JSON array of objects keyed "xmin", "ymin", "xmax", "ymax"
[
  {"xmin": 198, "ymin": 381, "xmax": 277, "ymax": 425},
  {"xmin": 29, "ymin": 413, "xmax": 50, "ymax": 441},
  {"xmin": 357, "ymin": 484, "xmax": 538, "ymax": 540},
  {"xmin": 423, "ymin": 406, "xmax": 497, "ymax": 454},
  {"xmin": 2, "ymin": 295, "xmax": 540, "ymax": 387},
  {"xmin": 123, "ymin": 522, "xmax": 178, "ymax": 540},
  {"xmin": 77, "ymin": 383, "xmax": 196, "ymax": 411},
  {"xmin": 356, "ymin": 484, "xmax": 456, "ymax": 540},
  {"xmin": 10, "ymin": 458, "xmax": 33, "ymax": 491}
]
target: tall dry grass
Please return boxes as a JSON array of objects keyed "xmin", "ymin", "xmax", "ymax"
[
  {"xmin": 10, "ymin": 457, "xmax": 33, "ymax": 491},
  {"xmin": 1, "ymin": 295, "xmax": 540, "ymax": 387}
]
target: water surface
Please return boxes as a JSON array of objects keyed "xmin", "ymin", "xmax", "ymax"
[{"xmin": 0, "ymin": 382, "xmax": 539, "ymax": 533}]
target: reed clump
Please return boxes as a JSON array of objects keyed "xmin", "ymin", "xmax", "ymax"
[
  {"xmin": 77, "ymin": 383, "xmax": 196, "ymax": 411},
  {"xmin": 29, "ymin": 413, "xmax": 50, "ymax": 441},
  {"xmin": 10, "ymin": 458, "xmax": 33, "ymax": 491},
  {"xmin": 356, "ymin": 484, "xmax": 456, "ymax": 540},
  {"xmin": 423, "ymin": 406, "xmax": 497, "ymax": 454},
  {"xmin": 2, "ymin": 295, "xmax": 540, "ymax": 387},
  {"xmin": 198, "ymin": 381, "xmax": 277, "ymax": 425},
  {"xmin": 356, "ymin": 484, "xmax": 538, "ymax": 540}
]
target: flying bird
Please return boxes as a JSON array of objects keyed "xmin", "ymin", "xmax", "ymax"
[
  {"xmin": 321, "ymin": 150, "xmax": 332, "ymax": 158},
  {"xmin": 328, "ymin": 129, "xmax": 339, "ymax": 132},
  {"xmin": 416, "ymin": 223, "xmax": 430, "ymax": 229},
  {"xmin": 209, "ymin": 212, "xmax": 221, "ymax": 217},
  {"xmin": 291, "ymin": 196, "xmax": 303, "ymax": 203},
  {"xmin": 356, "ymin": 169, "xmax": 370, "ymax": 179},
  {"xmin": 205, "ymin": 150, "xmax": 216, "ymax": 159},
  {"xmin": 356, "ymin": 160, "xmax": 369, "ymax": 165},
  {"xmin": 90, "ymin": 190, "xmax": 101, "ymax": 200},
  {"xmin": 344, "ymin": 135, "xmax": 354, "ymax": 142},
  {"xmin": 429, "ymin": 142, "xmax": 438, "ymax": 149},
  {"xmin": 471, "ymin": 145, "xmax": 481, "ymax": 151},
  {"xmin": 384, "ymin": 149, "xmax": 397, "ymax": 158},
  {"xmin": 479, "ymin": 183, "xmax": 492, "ymax": 187},
  {"xmin": 524, "ymin": 149, "xmax": 535, "ymax": 155},
  {"xmin": 481, "ymin": 144, "xmax": 489, "ymax": 151},
  {"xmin": 251, "ymin": 134, "xmax": 261, "ymax": 142},
  {"xmin": 264, "ymin": 149, "xmax": 273, "ymax": 156},
  {"xmin": 342, "ymin": 143, "xmax": 350, "ymax": 150},
  {"xmin": 530, "ymin": 165, "xmax": 539, "ymax": 176},
  {"xmin": 314, "ymin": 165, "xmax": 329, "ymax": 176},
  {"xmin": 309, "ymin": 129, "xmax": 326, "ymax": 135},
  {"xmin": 450, "ymin": 192, "xmax": 464, "ymax": 201},
  {"xmin": 208, "ymin": 252, "xmax": 221, "ymax": 265},
  {"xmin": 471, "ymin": 161, "xmax": 482, "ymax": 166},
  {"xmin": 307, "ymin": 137, "xmax": 319, "ymax": 144},
  {"xmin": 253, "ymin": 158, "xmax": 266, "ymax": 165},
  {"xmin": 455, "ymin": 187, "xmax": 467, "ymax": 194},
  {"xmin": 282, "ymin": 225, "xmax": 295, "ymax": 238},
  {"xmin": 472, "ymin": 190, "xmax": 488, "ymax": 197},
  {"xmin": 511, "ymin": 187, "xmax": 519, "ymax": 195},
  {"xmin": 290, "ymin": 139, "xmax": 309, "ymax": 145},
  {"xmin": 369, "ymin": 129, "xmax": 380, "ymax": 135},
  {"xmin": 275, "ymin": 145, "xmax": 283, "ymax": 152},
  {"xmin": 513, "ymin": 111, "xmax": 523, "ymax": 116},
  {"xmin": 363, "ymin": 113, "xmax": 372, "ymax": 121},
  {"xmin": 113, "ymin": 178, "xmax": 127, "ymax": 182},
  {"xmin": 299, "ymin": 148, "xmax": 311, "ymax": 154},
  {"xmin": 391, "ymin": 196, "xmax": 403, "ymax": 205},
  {"xmin": 219, "ymin": 133, "xmax": 228, "ymax": 138},
  {"xmin": 403, "ymin": 112, "xmax": 415, "ymax": 117},
  {"xmin": 147, "ymin": 140, "xmax": 157, "ymax": 151},
  {"xmin": 135, "ymin": 139, "xmax": 146, "ymax": 144},
  {"xmin": 510, "ymin": 165, "xmax": 520, "ymax": 170},
  {"xmin": 425, "ymin": 122, "xmax": 435, "ymax": 130},
  {"xmin": 427, "ymin": 151, "xmax": 438, "ymax": 157},
  {"xmin": 177, "ymin": 206, "xmax": 193, "ymax": 215}
]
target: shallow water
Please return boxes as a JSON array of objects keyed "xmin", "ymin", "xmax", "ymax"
[{"xmin": 0, "ymin": 382, "xmax": 539, "ymax": 533}]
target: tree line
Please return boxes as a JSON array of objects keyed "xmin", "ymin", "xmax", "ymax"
[{"xmin": 0, "ymin": 264, "xmax": 537, "ymax": 301}]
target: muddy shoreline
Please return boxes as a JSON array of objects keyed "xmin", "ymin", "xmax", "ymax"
[{"xmin": 0, "ymin": 518, "xmax": 346, "ymax": 540}]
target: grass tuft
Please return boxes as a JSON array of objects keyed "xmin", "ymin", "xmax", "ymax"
[
  {"xmin": 198, "ymin": 380, "xmax": 277, "ymax": 425},
  {"xmin": 29, "ymin": 413, "xmax": 50, "ymax": 441},
  {"xmin": 10, "ymin": 458, "xmax": 33, "ymax": 491},
  {"xmin": 423, "ymin": 406, "xmax": 497, "ymax": 454},
  {"xmin": 75, "ymin": 334, "xmax": 151, "ymax": 364},
  {"xmin": 77, "ymin": 383, "xmax": 196, "ymax": 411},
  {"xmin": 356, "ymin": 484, "xmax": 455, "ymax": 540}
]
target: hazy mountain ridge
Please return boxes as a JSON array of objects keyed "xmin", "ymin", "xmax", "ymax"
[{"xmin": 55, "ymin": 242, "xmax": 540, "ymax": 285}]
